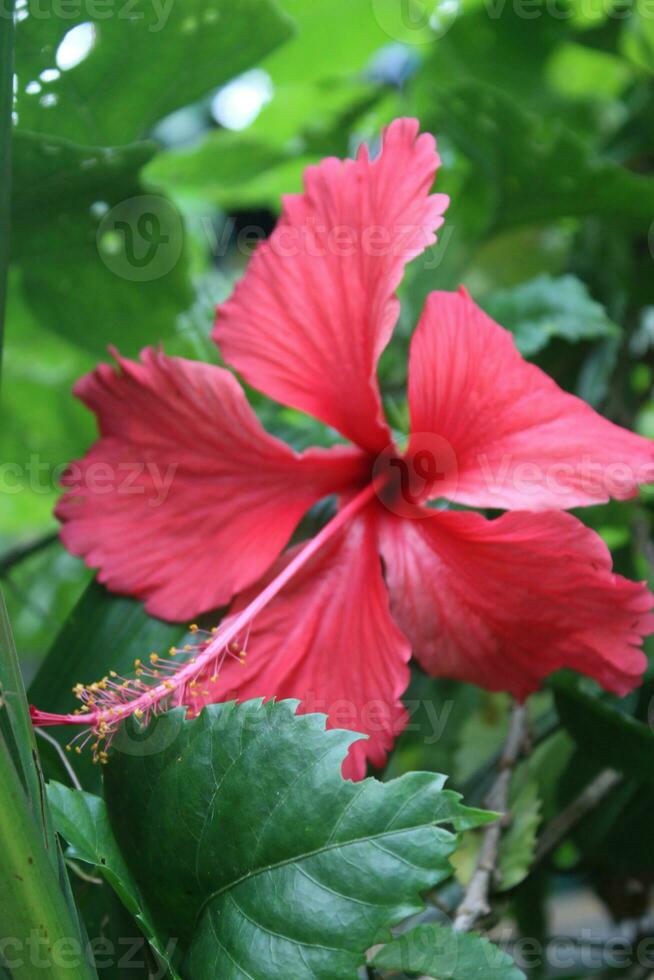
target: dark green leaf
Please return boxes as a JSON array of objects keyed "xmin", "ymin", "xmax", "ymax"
[
  {"xmin": 554, "ymin": 673, "xmax": 654, "ymax": 785},
  {"xmin": 48, "ymin": 781, "xmax": 180, "ymax": 978},
  {"xmin": 372, "ymin": 923, "xmax": 526, "ymax": 979},
  {"xmin": 104, "ymin": 700, "xmax": 492, "ymax": 979},
  {"xmin": 0, "ymin": 596, "xmax": 97, "ymax": 980},
  {"xmin": 426, "ymin": 83, "xmax": 654, "ymax": 234}
]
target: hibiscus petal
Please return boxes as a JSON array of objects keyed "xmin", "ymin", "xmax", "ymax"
[
  {"xmin": 378, "ymin": 508, "xmax": 654, "ymax": 699},
  {"xmin": 56, "ymin": 349, "xmax": 367, "ymax": 621},
  {"xmin": 214, "ymin": 117, "xmax": 448, "ymax": 454},
  {"xmin": 187, "ymin": 512, "xmax": 411, "ymax": 779},
  {"xmin": 407, "ymin": 288, "xmax": 654, "ymax": 509}
]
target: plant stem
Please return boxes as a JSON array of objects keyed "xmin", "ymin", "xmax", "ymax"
[
  {"xmin": 0, "ymin": 0, "xmax": 14, "ymax": 374},
  {"xmin": 453, "ymin": 701, "xmax": 529, "ymax": 932}
]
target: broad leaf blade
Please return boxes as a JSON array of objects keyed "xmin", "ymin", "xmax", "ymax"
[
  {"xmin": 104, "ymin": 700, "xmax": 492, "ymax": 979},
  {"xmin": 372, "ymin": 923, "xmax": 526, "ymax": 979},
  {"xmin": 15, "ymin": 0, "xmax": 295, "ymax": 145}
]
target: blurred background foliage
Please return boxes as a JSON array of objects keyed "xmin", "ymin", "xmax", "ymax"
[{"xmin": 3, "ymin": 0, "xmax": 654, "ymax": 973}]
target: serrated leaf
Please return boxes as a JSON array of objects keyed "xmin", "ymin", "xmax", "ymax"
[
  {"xmin": 47, "ymin": 781, "xmax": 180, "ymax": 979},
  {"xmin": 372, "ymin": 923, "xmax": 526, "ymax": 979},
  {"xmin": 104, "ymin": 700, "xmax": 492, "ymax": 979},
  {"xmin": 483, "ymin": 275, "xmax": 620, "ymax": 357}
]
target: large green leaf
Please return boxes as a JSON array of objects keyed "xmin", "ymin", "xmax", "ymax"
[
  {"xmin": 10, "ymin": 131, "xmax": 192, "ymax": 354},
  {"xmin": 15, "ymin": 0, "xmax": 294, "ymax": 145},
  {"xmin": 104, "ymin": 700, "xmax": 492, "ymax": 979},
  {"xmin": 372, "ymin": 923, "xmax": 526, "ymax": 979},
  {"xmin": 482, "ymin": 274, "xmax": 620, "ymax": 357},
  {"xmin": 48, "ymin": 781, "xmax": 181, "ymax": 979}
]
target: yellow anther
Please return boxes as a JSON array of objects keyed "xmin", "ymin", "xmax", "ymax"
[
  {"xmin": 134, "ymin": 658, "xmax": 142, "ymax": 668},
  {"xmin": 150, "ymin": 653, "xmax": 159, "ymax": 664},
  {"xmin": 189, "ymin": 624, "xmax": 199, "ymax": 633},
  {"xmin": 134, "ymin": 708, "xmax": 144, "ymax": 720}
]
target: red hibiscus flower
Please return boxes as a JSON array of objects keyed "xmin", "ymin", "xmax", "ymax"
[{"xmin": 47, "ymin": 118, "xmax": 654, "ymax": 778}]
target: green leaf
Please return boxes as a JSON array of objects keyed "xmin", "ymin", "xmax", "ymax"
[
  {"xmin": 553, "ymin": 673, "xmax": 654, "ymax": 785},
  {"xmin": 10, "ymin": 131, "xmax": 192, "ymax": 354},
  {"xmin": 48, "ymin": 781, "xmax": 180, "ymax": 979},
  {"xmin": 104, "ymin": 700, "xmax": 492, "ymax": 979},
  {"xmin": 372, "ymin": 923, "xmax": 526, "ymax": 979},
  {"xmin": 0, "ymin": 589, "xmax": 45, "ymax": 797},
  {"xmin": 482, "ymin": 274, "xmax": 620, "ymax": 357},
  {"xmin": 29, "ymin": 581, "xmax": 188, "ymax": 791},
  {"xmin": 0, "ymin": 595, "xmax": 97, "ymax": 980},
  {"xmin": 15, "ymin": 0, "xmax": 294, "ymax": 145},
  {"xmin": 425, "ymin": 83, "xmax": 654, "ymax": 234}
]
